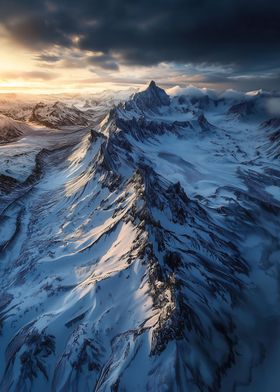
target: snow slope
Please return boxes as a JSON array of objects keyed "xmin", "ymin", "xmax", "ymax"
[{"xmin": 0, "ymin": 82, "xmax": 279, "ymax": 391}]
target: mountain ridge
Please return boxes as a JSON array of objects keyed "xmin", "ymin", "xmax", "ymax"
[{"xmin": 0, "ymin": 81, "xmax": 279, "ymax": 391}]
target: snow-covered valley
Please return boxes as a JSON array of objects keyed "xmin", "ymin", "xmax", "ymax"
[{"xmin": 0, "ymin": 82, "xmax": 279, "ymax": 391}]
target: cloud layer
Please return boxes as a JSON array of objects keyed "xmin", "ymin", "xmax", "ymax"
[{"xmin": 0, "ymin": 0, "xmax": 280, "ymax": 90}]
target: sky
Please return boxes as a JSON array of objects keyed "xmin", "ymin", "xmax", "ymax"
[{"xmin": 0, "ymin": 0, "xmax": 279, "ymax": 94}]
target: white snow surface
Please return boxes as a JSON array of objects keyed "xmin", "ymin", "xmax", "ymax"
[{"xmin": 0, "ymin": 83, "xmax": 279, "ymax": 392}]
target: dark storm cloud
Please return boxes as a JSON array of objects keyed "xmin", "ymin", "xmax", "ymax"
[
  {"xmin": 1, "ymin": 0, "xmax": 280, "ymax": 88},
  {"xmin": 87, "ymin": 54, "xmax": 119, "ymax": 70},
  {"xmin": 37, "ymin": 51, "xmax": 119, "ymax": 70},
  {"xmin": 37, "ymin": 54, "xmax": 61, "ymax": 63}
]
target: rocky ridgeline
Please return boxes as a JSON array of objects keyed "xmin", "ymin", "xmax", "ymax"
[{"xmin": 0, "ymin": 82, "xmax": 279, "ymax": 391}]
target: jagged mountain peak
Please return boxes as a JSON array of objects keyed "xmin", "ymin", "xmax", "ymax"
[
  {"xmin": 142, "ymin": 79, "xmax": 169, "ymax": 101},
  {"xmin": 29, "ymin": 100, "xmax": 90, "ymax": 128},
  {"xmin": 124, "ymin": 80, "xmax": 170, "ymax": 111},
  {"xmin": 148, "ymin": 80, "xmax": 157, "ymax": 88}
]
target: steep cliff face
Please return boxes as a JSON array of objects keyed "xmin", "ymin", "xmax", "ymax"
[{"xmin": 0, "ymin": 83, "xmax": 279, "ymax": 391}]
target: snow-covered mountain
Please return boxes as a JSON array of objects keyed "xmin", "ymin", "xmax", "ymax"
[
  {"xmin": 0, "ymin": 114, "xmax": 31, "ymax": 144},
  {"xmin": 0, "ymin": 82, "xmax": 279, "ymax": 391},
  {"xmin": 29, "ymin": 101, "xmax": 93, "ymax": 128},
  {"xmin": 0, "ymin": 88, "xmax": 137, "ymax": 125}
]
